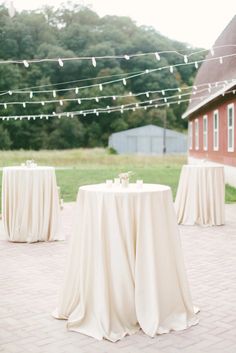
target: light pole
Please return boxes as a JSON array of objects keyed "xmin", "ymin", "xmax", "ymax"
[{"xmin": 163, "ymin": 109, "xmax": 167, "ymax": 155}]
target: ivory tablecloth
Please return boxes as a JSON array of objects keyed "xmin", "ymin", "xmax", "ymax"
[
  {"xmin": 2, "ymin": 166, "xmax": 63, "ymax": 242},
  {"xmin": 175, "ymin": 165, "xmax": 225, "ymax": 226},
  {"xmin": 54, "ymin": 183, "xmax": 198, "ymax": 341}
]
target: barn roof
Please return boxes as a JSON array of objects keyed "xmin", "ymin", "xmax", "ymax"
[{"xmin": 183, "ymin": 15, "xmax": 236, "ymax": 119}]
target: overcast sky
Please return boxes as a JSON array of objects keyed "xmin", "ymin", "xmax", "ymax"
[{"xmin": 3, "ymin": 0, "xmax": 236, "ymax": 48}]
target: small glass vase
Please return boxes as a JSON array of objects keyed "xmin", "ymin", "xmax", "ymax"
[{"xmin": 121, "ymin": 178, "xmax": 129, "ymax": 188}]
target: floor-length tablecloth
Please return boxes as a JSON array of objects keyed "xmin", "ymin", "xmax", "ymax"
[
  {"xmin": 2, "ymin": 166, "xmax": 63, "ymax": 242},
  {"xmin": 54, "ymin": 183, "xmax": 198, "ymax": 341},
  {"xmin": 175, "ymin": 165, "xmax": 225, "ymax": 226}
]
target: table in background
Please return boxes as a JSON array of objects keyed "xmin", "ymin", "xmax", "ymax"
[
  {"xmin": 2, "ymin": 166, "xmax": 63, "ymax": 242},
  {"xmin": 54, "ymin": 183, "xmax": 198, "ymax": 342},
  {"xmin": 175, "ymin": 165, "xmax": 225, "ymax": 226}
]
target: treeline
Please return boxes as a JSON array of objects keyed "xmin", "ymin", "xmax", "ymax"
[{"xmin": 0, "ymin": 2, "xmax": 205, "ymax": 150}]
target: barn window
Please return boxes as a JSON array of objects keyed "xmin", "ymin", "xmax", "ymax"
[
  {"xmin": 203, "ymin": 115, "xmax": 208, "ymax": 151},
  {"xmin": 188, "ymin": 121, "xmax": 193, "ymax": 149},
  {"xmin": 194, "ymin": 119, "xmax": 199, "ymax": 150},
  {"xmin": 213, "ymin": 110, "xmax": 219, "ymax": 151},
  {"xmin": 227, "ymin": 103, "xmax": 234, "ymax": 152}
]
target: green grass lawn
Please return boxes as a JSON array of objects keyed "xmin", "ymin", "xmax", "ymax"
[{"xmin": 0, "ymin": 148, "xmax": 236, "ymax": 204}]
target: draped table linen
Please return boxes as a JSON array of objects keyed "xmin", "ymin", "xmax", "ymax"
[
  {"xmin": 175, "ymin": 165, "xmax": 225, "ymax": 226},
  {"xmin": 2, "ymin": 166, "xmax": 63, "ymax": 242},
  {"xmin": 53, "ymin": 183, "xmax": 198, "ymax": 341}
]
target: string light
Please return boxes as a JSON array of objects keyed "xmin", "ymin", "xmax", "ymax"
[
  {"xmin": 92, "ymin": 57, "xmax": 96, "ymax": 67},
  {"xmin": 99, "ymin": 84, "xmax": 103, "ymax": 91},
  {"xmin": 195, "ymin": 62, "xmax": 199, "ymax": 69},
  {"xmin": 1, "ymin": 78, "xmax": 235, "ymax": 110},
  {"xmin": 1, "ymin": 52, "xmax": 236, "ymax": 98},
  {"xmin": 23, "ymin": 60, "xmax": 29, "ymax": 68},
  {"xmin": 58, "ymin": 58, "xmax": 64, "ymax": 67},
  {"xmin": 169, "ymin": 66, "xmax": 174, "ymax": 73},
  {"xmin": 30, "ymin": 91, "xmax": 33, "ymax": 98},
  {"xmin": 75, "ymin": 87, "xmax": 79, "ymax": 94},
  {"xmin": 184, "ymin": 55, "xmax": 188, "ymax": 63},
  {"xmin": 122, "ymin": 78, "xmax": 127, "ymax": 85},
  {"xmin": 3, "ymin": 87, "xmax": 236, "ymax": 121},
  {"xmin": 0, "ymin": 45, "xmax": 235, "ymax": 67}
]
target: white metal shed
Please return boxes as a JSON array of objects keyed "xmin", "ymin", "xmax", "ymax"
[{"xmin": 108, "ymin": 124, "xmax": 187, "ymax": 154}]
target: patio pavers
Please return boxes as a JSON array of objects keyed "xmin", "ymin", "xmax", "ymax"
[{"xmin": 0, "ymin": 203, "xmax": 236, "ymax": 353}]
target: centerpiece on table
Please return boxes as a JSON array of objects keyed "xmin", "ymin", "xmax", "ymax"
[
  {"xmin": 21, "ymin": 160, "xmax": 37, "ymax": 167},
  {"xmin": 118, "ymin": 171, "xmax": 133, "ymax": 188}
]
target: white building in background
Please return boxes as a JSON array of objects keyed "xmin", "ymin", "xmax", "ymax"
[{"xmin": 108, "ymin": 124, "xmax": 187, "ymax": 154}]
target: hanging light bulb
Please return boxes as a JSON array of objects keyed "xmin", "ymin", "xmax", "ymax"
[
  {"xmin": 8, "ymin": 90, "xmax": 12, "ymax": 95},
  {"xmin": 146, "ymin": 92, "xmax": 150, "ymax": 97},
  {"xmin": 179, "ymin": 95, "xmax": 182, "ymax": 99},
  {"xmin": 75, "ymin": 87, "xmax": 79, "ymax": 94},
  {"xmin": 155, "ymin": 52, "xmax": 160, "ymax": 60},
  {"xmin": 78, "ymin": 99, "xmax": 81, "ymax": 104},
  {"xmin": 169, "ymin": 66, "xmax": 173, "ymax": 73},
  {"xmin": 22, "ymin": 102, "xmax": 26, "ymax": 108},
  {"xmin": 136, "ymin": 103, "xmax": 139, "ymax": 108},
  {"xmin": 145, "ymin": 69, "xmax": 149, "ymax": 74},
  {"xmin": 59, "ymin": 100, "xmax": 63, "ymax": 106},
  {"xmin": 46, "ymin": 116, "xmax": 49, "ymax": 120},
  {"xmin": 162, "ymin": 90, "xmax": 165, "ymax": 95},
  {"xmin": 33, "ymin": 117, "xmax": 36, "ymax": 120},
  {"xmin": 184, "ymin": 55, "xmax": 188, "ymax": 63},
  {"xmin": 92, "ymin": 57, "xmax": 96, "ymax": 67},
  {"xmin": 164, "ymin": 98, "xmax": 167, "ymax": 103},
  {"xmin": 124, "ymin": 54, "xmax": 130, "ymax": 60},
  {"xmin": 30, "ymin": 91, "xmax": 33, "ymax": 98},
  {"xmin": 4, "ymin": 103, "xmax": 7, "ymax": 109},
  {"xmin": 41, "ymin": 101, "xmax": 45, "ymax": 106},
  {"xmin": 58, "ymin": 58, "xmax": 64, "ymax": 67},
  {"xmin": 53, "ymin": 90, "xmax": 56, "ymax": 98},
  {"xmin": 122, "ymin": 78, "xmax": 127, "ymax": 86},
  {"xmin": 219, "ymin": 57, "xmax": 223, "ymax": 64},
  {"xmin": 178, "ymin": 87, "xmax": 182, "ymax": 92},
  {"xmin": 99, "ymin": 84, "xmax": 103, "ymax": 91},
  {"xmin": 149, "ymin": 100, "xmax": 153, "ymax": 104},
  {"xmin": 112, "ymin": 96, "xmax": 116, "ymax": 100},
  {"xmin": 27, "ymin": 116, "xmax": 31, "ymax": 120},
  {"xmin": 95, "ymin": 97, "xmax": 99, "ymax": 102},
  {"xmin": 195, "ymin": 61, "xmax": 199, "ymax": 69},
  {"xmin": 23, "ymin": 60, "xmax": 29, "ymax": 68},
  {"xmin": 129, "ymin": 91, "xmax": 133, "ymax": 96}
]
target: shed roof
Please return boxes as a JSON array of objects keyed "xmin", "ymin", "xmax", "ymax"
[
  {"xmin": 110, "ymin": 124, "xmax": 186, "ymax": 138},
  {"xmin": 183, "ymin": 15, "xmax": 236, "ymax": 119}
]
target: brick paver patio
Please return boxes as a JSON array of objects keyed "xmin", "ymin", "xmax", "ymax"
[{"xmin": 0, "ymin": 203, "xmax": 236, "ymax": 353}]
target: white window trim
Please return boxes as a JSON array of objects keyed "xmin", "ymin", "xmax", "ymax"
[
  {"xmin": 213, "ymin": 110, "xmax": 219, "ymax": 151},
  {"xmin": 203, "ymin": 115, "xmax": 208, "ymax": 151},
  {"xmin": 189, "ymin": 121, "xmax": 193, "ymax": 150},
  {"xmin": 195, "ymin": 118, "xmax": 199, "ymax": 150},
  {"xmin": 227, "ymin": 103, "xmax": 234, "ymax": 152}
]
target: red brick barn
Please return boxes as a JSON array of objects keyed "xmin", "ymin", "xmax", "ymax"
[{"xmin": 183, "ymin": 15, "xmax": 236, "ymax": 187}]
